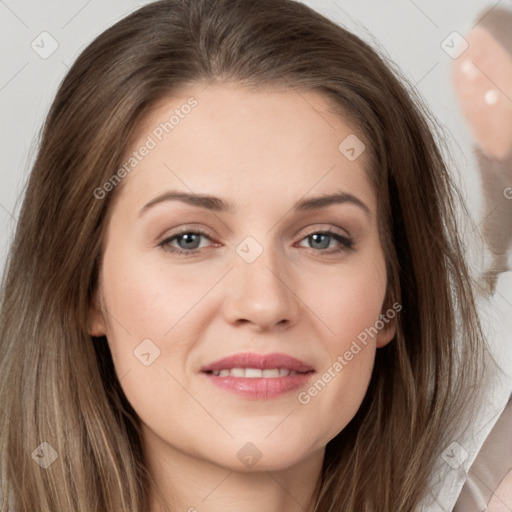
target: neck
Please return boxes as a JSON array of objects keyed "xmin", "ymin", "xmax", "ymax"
[{"xmin": 144, "ymin": 433, "xmax": 324, "ymax": 512}]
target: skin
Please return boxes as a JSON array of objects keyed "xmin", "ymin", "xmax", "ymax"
[
  {"xmin": 89, "ymin": 82, "xmax": 396, "ymax": 512},
  {"xmin": 451, "ymin": 24, "xmax": 512, "ymax": 292},
  {"xmin": 452, "ymin": 26, "xmax": 512, "ymax": 160},
  {"xmin": 488, "ymin": 469, "xmax": 512, "ymax": 512}
]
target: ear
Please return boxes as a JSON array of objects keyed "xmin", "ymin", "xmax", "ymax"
[
  {"xmin": 88, "ymin": 289, "xmax": 107, "ymax": 337},
  {"xmin": 375, "ymin": 310, "xmax": 398, "ymax": 348}
]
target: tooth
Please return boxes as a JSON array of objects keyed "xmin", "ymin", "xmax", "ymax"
[
  {"xmin": 230, "ymin": 368, "xmax": 245, "ymax": 377},
  {"xmin": 211, "ymin": 367, "xmax": 300, "ymax": 378},
  {"xmin": 245, "ymin": 368, "xmax": 263, "ymax": 378}
]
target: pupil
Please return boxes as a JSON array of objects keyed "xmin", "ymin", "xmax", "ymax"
[
  {"xmin": 311, "ymin": 233, "xmax": 329, "ymax": 249},
  {"xmin": 180, "ymin": 233, "xmax": 200, "ymax": 249}
]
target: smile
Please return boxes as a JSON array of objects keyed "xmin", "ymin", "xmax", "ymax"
[
  {"xmin": 200, "ymin": 352, "xmax": 315, "ymax": 399},
  {"xmin": 210, "ymin": 368, "xmax": 301, "ymax": 377}
]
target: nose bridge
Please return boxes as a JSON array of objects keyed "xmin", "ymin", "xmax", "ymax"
[
  {"xmin": 223, "ymin": 234, "xmax": 300, "ymax": 329},
  {"xmin": 236, "ymin": 235, "xmax": 291, "ymax": 300}
]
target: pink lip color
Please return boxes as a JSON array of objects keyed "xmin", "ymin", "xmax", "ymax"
[{"xmin": 200, "ymin": 352, "xmax": 315, "ymax": 399}]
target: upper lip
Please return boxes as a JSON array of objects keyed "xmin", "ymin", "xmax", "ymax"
[{"xmin": 200, "ymin": 352, "xmax": 315, "ymax": 373}]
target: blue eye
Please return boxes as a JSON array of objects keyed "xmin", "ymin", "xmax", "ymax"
[
  {"xmin": 299, "ymin": 231, "xmax": 354, "ymax": 253},
  {"xmin": 158, "ymin": 229, "xmax": 354, "ymax": 257},
  {"xmin": 159, "ymin": 230, "xmax": 213, "ymax": 256}
]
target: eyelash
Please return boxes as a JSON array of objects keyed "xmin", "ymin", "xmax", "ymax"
[{"xmin": 158, "ymin": 228, "xmax": 355, "ymax": 257}]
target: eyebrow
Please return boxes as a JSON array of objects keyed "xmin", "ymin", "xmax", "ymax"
[{"xmin": 139, "ymin": 190, "xmax": 371, "ymax": 218}]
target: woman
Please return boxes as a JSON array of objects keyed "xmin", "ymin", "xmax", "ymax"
[{"xmin": 0, "ymin": 0, "xmax": 495, "ymax": 510}]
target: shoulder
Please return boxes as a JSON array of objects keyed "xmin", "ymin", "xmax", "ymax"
[{"xmin": 453, "ymin": 393, "xmax": 512, "ymax": 512}]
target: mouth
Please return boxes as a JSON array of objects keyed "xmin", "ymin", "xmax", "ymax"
[{"xmin": 200, "ymin": 352, "xmax": 315, "ymax": 399}]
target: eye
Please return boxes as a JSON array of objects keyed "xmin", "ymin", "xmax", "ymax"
[
  {"xmin": 297, "ymin": 230, "xmax": 354, "ymax": 254},
  {"xmin": 159, "ymin": 229, "xmax": 216, "ymax": 256},
  {"xmin": 158, "ymin": 228, "xmax": 354, "ymax": 257}
]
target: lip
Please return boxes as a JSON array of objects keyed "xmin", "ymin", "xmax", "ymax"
[
  {"xmin": 200, "ymin": 352, "xmax": 315, "ymax": 399},
  {"xmin": 201, "ymin": 352, "xmax": 315, "ymax": 373}
]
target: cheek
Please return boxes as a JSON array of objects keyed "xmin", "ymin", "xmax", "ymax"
[
  {"xmin": 310, "ymin": 250, "xmax": 388, "ymax": 347},
  {"xmin": 293, "ymin": 254, "xmax": 387, "ymax": 438},
  {"xmin": 100, "ymin": 248, "xmax": 215, "ymax": 341},
  {"xmin": 98, "ymin": 246, "xmax": 229, "ymax": 408},
  {"xmin": 98, "ymin": 252, "xmax": 205, "ymax": 431}
]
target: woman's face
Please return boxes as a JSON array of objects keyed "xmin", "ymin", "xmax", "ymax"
[{"xmin": 89, "ymin": 82, "xmax": 396, "ymax": 472}]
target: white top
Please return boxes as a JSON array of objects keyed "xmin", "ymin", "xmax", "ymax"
[{"xmin": 419, "ymin": 271, "xmax": 512, "ymax": 511}]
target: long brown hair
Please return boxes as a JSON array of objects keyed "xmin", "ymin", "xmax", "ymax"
[{"xmin": 0, "ymin": 0, "xmax": 490, "ymax": 510}]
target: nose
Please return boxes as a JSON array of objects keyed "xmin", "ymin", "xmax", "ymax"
[{"xmin": 221, "ymin": 244, "xmax": 301, "ymax": 332}]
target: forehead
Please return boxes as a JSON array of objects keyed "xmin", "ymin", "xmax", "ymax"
[{"xmin": 113, "ymin": 81, "xmax": 376, "ymax": 216}]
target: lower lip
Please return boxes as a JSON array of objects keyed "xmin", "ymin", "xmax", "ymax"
[{"xmin": 203, "ymin": 372, "xmax": 314, "ymax": 399}]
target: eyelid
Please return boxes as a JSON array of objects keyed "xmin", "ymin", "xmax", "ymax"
[
  {"xmin": 158, "ymin": 223, "xmax": 350, "ymax": 244},
  {"xmin": 159, "ymin": 229, "xmax": 214, "ymax": 243},
  {"xmin": 158, "ymin": 224, "xmax": 216, "ymax": 243},
  {"xmin": 295, "ymin": 222, "xmax": 351, "ymax": 239}
]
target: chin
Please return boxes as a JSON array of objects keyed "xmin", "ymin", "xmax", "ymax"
[{"xmin": 203, "ymin": 434, "xmax": 325, "ymax": 473}]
